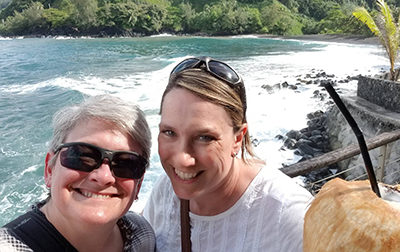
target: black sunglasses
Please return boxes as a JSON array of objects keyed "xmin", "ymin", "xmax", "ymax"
[
  {"xmin": 55, "ymin": 142, "xmax": 147, "ymax": 179},
  {"xmin": 171, "ymin": 56, "xmax": 247, "ymax": 114}
]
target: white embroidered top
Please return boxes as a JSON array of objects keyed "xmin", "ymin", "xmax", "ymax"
[{"xmin": 143, "ymin": 165, "xmax": 313, "ymax": 252}]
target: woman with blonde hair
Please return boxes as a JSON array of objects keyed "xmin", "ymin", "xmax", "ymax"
[{"xmin": 143, "ymin": 57, "xmax": 312, "ymax": 252}]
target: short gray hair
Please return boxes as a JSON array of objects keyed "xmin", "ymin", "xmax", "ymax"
[{"xmin": 48, "ymin": 94, "xmax": 152, "ymax": 168}]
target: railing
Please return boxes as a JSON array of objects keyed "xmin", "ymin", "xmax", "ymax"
[{"xmin": 280, "ymin": 129, "xmax": 400, "ymax": 190}]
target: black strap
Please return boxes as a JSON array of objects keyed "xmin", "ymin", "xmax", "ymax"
[
  {"xmin": 5, "ymin": 210, "xmax": 78, "ymax": 252},
  {"xmin": 180, "ymin": 199, "xmax": 192, "ymax": 252}
]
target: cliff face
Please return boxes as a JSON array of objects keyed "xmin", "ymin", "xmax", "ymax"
[{"xmin": 325, "ymin": 78, "xmax": 400, "ymax": 184}]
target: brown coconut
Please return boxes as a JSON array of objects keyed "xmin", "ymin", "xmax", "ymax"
[{"xmin": 304, "ymin": 178, "xmax": 400, "ymax": 252}]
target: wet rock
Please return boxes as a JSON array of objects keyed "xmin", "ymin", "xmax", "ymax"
[{"xmin": 284, "ymin": 138, "xmax": 297, "ymax": 150}]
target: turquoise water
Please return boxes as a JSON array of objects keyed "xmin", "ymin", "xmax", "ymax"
[{"xmin": 0, "ymin": 35, "xmax": 387, "ymax": 226}]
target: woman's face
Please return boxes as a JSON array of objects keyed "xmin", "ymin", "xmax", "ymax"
[
  {"xmin": 158, "ymin": 88, "xmax": 243, "ymax": 200},
  {"xmin": 44, "ymin": 118, "xmax": 143, "ymax": 227}
]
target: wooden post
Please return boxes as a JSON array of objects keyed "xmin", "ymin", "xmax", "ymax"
[{"xmin": 376, "ymin": 144, "xmax": 387, "ymax": 182}]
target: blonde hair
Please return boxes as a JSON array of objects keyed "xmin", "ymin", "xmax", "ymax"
[{"xmin": 161, "ymin": 69, "xmax": 256, "ymax": 161}]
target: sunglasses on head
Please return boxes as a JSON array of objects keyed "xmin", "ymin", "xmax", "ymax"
[
  {"xmin": 55, "ymin": 142, "xmax": 147, "ymax": 179},
  {"xmin": 171, "ymin": 56, "xmax": 247, "ymax": 114}
]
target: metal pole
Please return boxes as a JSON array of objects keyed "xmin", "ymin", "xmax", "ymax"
[{"xmin": 324, "ymin": 82, "xmax": 381, "ymax": 197}]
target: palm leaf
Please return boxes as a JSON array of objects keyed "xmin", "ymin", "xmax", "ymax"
[
  {"xmin": 353, "ymin": 0, "xmax": 400, "ymax": 80},
  {"xmin": 353, "ymin": 7, "xmax": 380, "ymax": 35},
  {"xmin": 377, "ymin": 0, "xmax": 398, "ymax": 73},
  {"xmin": 377, "ymin": 0, "xmax": 396, "ymax": 33}
]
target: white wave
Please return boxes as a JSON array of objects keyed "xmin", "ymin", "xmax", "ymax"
[
  {"xmin": 150, "ymin": 33, "xmax": 175, "ymax": 38},
  {"xmin": 236, "ymin": 43, "xmax": 387, "ymax": 170},
  {"xmin": 0, "ymin": 148, "xmax": 18, "ymax": 157},
  {"xmin": 166, "ymin": 55, "xmax": 195, "ymax": 65},
  {"xmin": 20, "ymin": 165, "xmax": 40, "ymax": 176},
  {"xmin": 0, "ymin": 81, "xmax": 53, "ymax": 94},
  {"xmin": 231, "ymin": 34, "xmax": 258, "ymax": 39},
  {"xmin": 0, "ymin": 195, "xmax": 12, "ymax": 216},
  {"xmin": 54, "ymin": 36, "xmax": 73, "ymax": 40},
  {"xmin": 238, "ymin": 43, "xmax": 387, "ymax": 89}
]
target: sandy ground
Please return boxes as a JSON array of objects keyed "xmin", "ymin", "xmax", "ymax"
[{"xmin": 257, "ymin": 34, "xmax": 380, "ymax": 45}]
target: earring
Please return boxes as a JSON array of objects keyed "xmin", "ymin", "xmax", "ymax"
[{"xmin": 231, "ymin": 152, "xmax": 237, "ymax": 158}]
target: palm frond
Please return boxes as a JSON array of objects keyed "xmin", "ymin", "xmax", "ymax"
[
  {"xmin": 353, "ymin": 0, "xmax": 400, "ymax": 79},
  {"xmin": 377, "ymin": 0, "xmax": 393, "ymax": 25},
  {"xmin": 379, "ymin": 0, "xmax": 399, "ymax": 70},
  {"xmin": 353, "ymin": 7, "xmax": 380, "ymax": 35},
  {"xmin": 377, "ymin": 0, "xmax": 396, "ymax": 36}
]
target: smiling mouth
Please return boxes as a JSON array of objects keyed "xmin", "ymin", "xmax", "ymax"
[
  {"xmin": 76, "ymin": 189, "xmax": 115, "ymax": 199},
  {"xmin": 174, "ymin": 169, "xmax": 201, "ymax": 181}
]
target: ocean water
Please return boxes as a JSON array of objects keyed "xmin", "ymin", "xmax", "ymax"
[{"xmin": 0, "ymin": 35, "xmax": 388, "ymax": 226}]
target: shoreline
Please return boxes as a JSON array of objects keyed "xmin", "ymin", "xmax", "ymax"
[
  {"xmin": 1, "ymin": 33, "xmax": 380, "ymax": 46},
  {"xmin": 257, "ymin": 34, "xmax": 380, "ymax": 45}
]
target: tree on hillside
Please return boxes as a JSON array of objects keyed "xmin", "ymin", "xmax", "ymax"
[
  {"xmin": 1, "ymin": 0, "xmax": 12, "ymax": 9},
  {"xmin": 163, "ymin": 2, "xmax": 195, "ymax": 32},
  {"xmin": 69, "ymin": 0, "xmax": 98, "ymax": 30},
  {"xmin": 278, "ymin": 0, "xmax": 299, "ymax": 11},
  {"xmin": 353, "ymin": 0, "xmax": 400, "ymax": 81},
  {"xmin": 1, "ymin": 2, "xmax": 46, "ymax": 35},
  {"xmin": 261, "ymin": 0, "xmax": 302, "ymax": 35},
  {"xmin": 135, "ymin": 3, "xmax": 168, "ymax": 33},
  {"xmin": 0, "ymin": 0, "xmax": 30, "ymax": 19},
  {"xmin": 97, "ymin": 2, "xmax": 142, "ymax": 30}
]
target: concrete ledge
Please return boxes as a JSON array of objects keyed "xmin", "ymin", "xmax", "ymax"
[{"xmin": 343, "ymin": 96, "xmax": 400, "ymax": 130}]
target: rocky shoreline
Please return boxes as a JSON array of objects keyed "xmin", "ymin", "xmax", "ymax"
[
  {"xmin": 279, "ymin": 108, "xmax": 339, "ymax": 194},
  {"xmin": 263, "ymin": 70, "xmax": 378, "ymax": 194}
]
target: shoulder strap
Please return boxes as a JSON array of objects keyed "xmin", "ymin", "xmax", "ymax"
[
  {"xmin": 180, "ymin": 199, "xmax": 192, "ymax": 252},
  {"xmin": 4, "ymin": 210, "xmax": 78, "ymax": 252}
]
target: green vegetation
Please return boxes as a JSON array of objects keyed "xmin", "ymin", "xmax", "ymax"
[
  {"xmin": 0, "ymin": 0, "xmax": 397, "ymax": 37},
  {"xmin": 0, "ymin": 0, "xmax": 12, "ymax": 10},
  {"xmin": 353, "ymin": 0, "xmax": 400, "ymax": 80}
]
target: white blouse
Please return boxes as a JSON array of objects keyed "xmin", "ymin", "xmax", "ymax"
[{"xmin": 143, "ymin": 165, "xmax": 313, "ymax": 252}]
